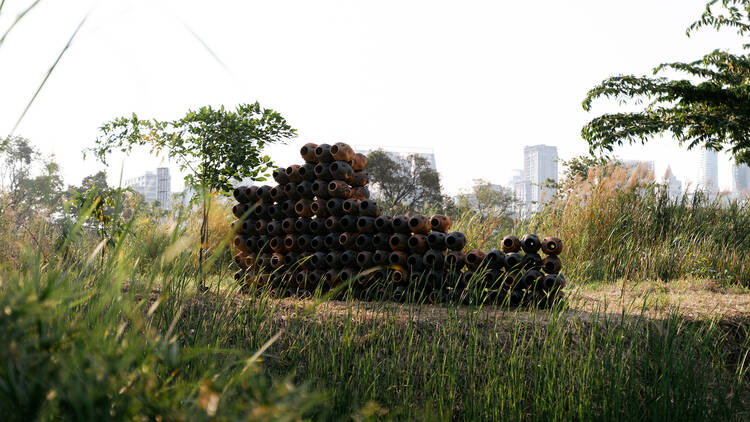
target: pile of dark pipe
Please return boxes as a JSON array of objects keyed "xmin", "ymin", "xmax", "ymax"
[{"xmin": 231, "ymin": 142, "xmax": 566, "ymax": 307}]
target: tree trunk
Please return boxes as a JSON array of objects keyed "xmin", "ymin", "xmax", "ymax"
[{"xmin": 198, "ymin": 194, "xmax": 208, "ymax": 292}]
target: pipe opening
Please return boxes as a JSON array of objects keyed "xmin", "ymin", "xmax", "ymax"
[
  {"xmin": 300, "ymin": 146, "xmax": 309, "ymax": 155},
  {"xmin": 315, "ymin": 146, "xmax": 324, "ymax": 155},
  {"xmin": 295, "ymin": 204, "xmax": 303, "ymax": 212},
  {"xmin": 330, "ymin": 162, "xmax": 338, "ymax": 171},
  {"xmin": 430, "ymin": 218, "xmax": 439, "ymax": 227},
  {"xmin": 409, "ymin": 217, "xmax": 419, "ymax": 227},
  {"xmin": 331, "ymin": 145, "xmax": 339, "ymax": 154},
  {"xmin": 285, "ymin": 167, "xmax": 294, "ymax": 175},
  {"xmin": 503, "ymin": 239, "xmax": 513, "ymax": 246},
  {"xmin": 328, "ymin": 182, "xmax": 337, "ymax": 190}
]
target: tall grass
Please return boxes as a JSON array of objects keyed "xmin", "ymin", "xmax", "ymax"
[
  {"xmin": 1, "ymin": 195, "xmax": 748, "ymax": 420},
  {"xmin": 513, "ymin": 165, "xmax": 750, "ymax": 286}
]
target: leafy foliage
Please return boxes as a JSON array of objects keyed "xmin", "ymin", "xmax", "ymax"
[
  {"xmin": 582, "ymin": 0, "xmax": 750, "ymax": 164},
  {"xmin": 90, "ymin": 103, "xmax": 296, "ymax": 199},
  {"xmin": 366, "ymin": 149, "xmax": 443, "ymax": 214}
]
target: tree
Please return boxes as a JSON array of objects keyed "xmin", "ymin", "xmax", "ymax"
[
  {"xmin": 455, "ymin": 179, "xmax": 519, "ymax": 218},
  {"xmin": 366, "ymin": 150, "xmax": 443, "ymax": 214},
  {"xmin": 582, "ymin": 0, "xmax": 750, "ymax": 165},
  {"xmin": 88, "ymin": 103, "xmax": 296, "ymax": 288},
  {"xmin": 0, "ymin": 136, "xmax": 39, "ymax": 205}
]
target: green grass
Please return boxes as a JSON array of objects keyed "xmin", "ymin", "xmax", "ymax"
[{"xmin": 2, "ymin": 167, "xmax": 750, "ymax": 419}]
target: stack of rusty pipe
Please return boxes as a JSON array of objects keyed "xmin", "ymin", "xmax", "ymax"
[
  {"xmin": 231, "ymin": 142, "xmax": 373, "ymax": 295},
  {"xmin": 230, "ymin": 142, "xmax": 566, "ymax": 306}
]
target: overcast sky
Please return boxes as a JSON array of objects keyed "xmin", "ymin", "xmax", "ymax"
[{"xmin": 0, "ymin": 0, "xmax": 744, "ymax": 194}]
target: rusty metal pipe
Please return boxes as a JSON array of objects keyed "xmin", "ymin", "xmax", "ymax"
[
  {"xmin": 232, "ymin": 203, "xmax": 249, "ymax": 219},
  {"xmin": 522, "ymin": 253, "xmax": 542, "ymax": 270},
  {"xmin": 308, "ymin": 219, "xmax": 327, "ymax": 235},
  {"xmin": 295, "ymin": 199, "xmax": 314, "ymax": 217},
  {"xmin": 300, "ymin": 142, "xmax": 318, "ymax": 163},
  {"xmin": 296, "ymin": 235, "xmax": 313, "ymax": 251},
  {"xmin": 313, "ymin": 162, "xmax": 333, "ymax": 181},
  {"xmin": 283, "ymin": 234, "xmax": 301, "ymax": 252},
  {"xmin": 269, "ymin": 204, "xmax": 285, "ymax": 220},
  {"xmin": 501, "ymin": 235, "xmax": 521, "ymax": 253},
  {"xmin": 314, "ymin": 143, "xmax": 334, "ymax": 163},
  {"xmin": 329, "ymin": 160, "xmax": 353, "ymax": 182},
  {"xmin": 408, "ymin": 234, "xmax": 428, "ymax": 253},
  {"xmin": 407, "ymin": 254, "xmax": 424, "ymax": 271},
  {"xmin": 372, "ymin": 233, "xmax": 391, "ymax": 250},
  {"xmin": 486, "ymin": 249, "xmax": 506, "ymax": 269},
  {"xmin": 310, "ymin": 236, "xmax": 325, "ymax": 251},
  {"xmin": 342, "ymin": 198, "xmax": 361, "ymax": 215},
  {"xmin": 521, "ymin": 269, "xmax": 543, "ymax": 289},
  {"xmin": 266, "ymin": 221, "xmax": 284, "ymax": 236},
  {"xmin": 270, "ymin": 185, "xmax": 287, "ymax": 202},
  {"xmin": 310, "ymin": 199, "xmax": 329, "ymax": 217},
  {"xmin": 296, "ymin": 181, "xmax": 314, "ymax": 199},
  {"xmin": 339, "ymin": 215, "xmax": 358, "ymax": 232},
  {"xmin": 355, "ymin": 234, "xmax": 374, "ymax": 251},
  {"xmin": 391, "ymin": 215, "xmax": 411, "ymax": 234},
  {"xmin": 241, "ymin": 219, "xmax": 258, "ymax": 235},
  {"xmin": 234, "ymin": 235, "xmax": 250, "ymax": 253},
  {"xmin": 351, "ymin": 153, "xmax": 368, "ymax": 171},
  {"xmin": 255, "ymin": 219, "xmax": 270, "ymax": 235},
  {"xmin": 283, "ymin": 252, "xmax": 300, "ymax": 267},
  {"xmin": 282, "ymin": 218, "xmax": 296, "ymax": 234},
  {"xmin": 356, "ymin": 216, "xmax": 376, "ymax": 234},
  {"xmin": 338, "ymin": 232, "xmax": 358, "ymax": 249},
  {"xmin": 389, "ymin": 234, "xmax": 410, "ymax": 251},
  {"xmin": 374, "ymin": 215, "xmax": 393, "ymax": 233},
  {"xmin": 272, "ymin": 168, "xmax": 290, "ymax": 185},
  {"xmin": 324, "ymin": 216, "xmax": 342, "ymax": 231},
  {"xmin": 324, "ymin": 269, "xmax": 340, "ymax": 286},
  {"xmin": 323, "ymin": 232, "xmax": 341, "ymax": 250},
  {"xmin": 357, "ymin": 251, "xmax": 374, "ymax": 268},
  {"xmin": 464, "ymin": 249, "xmax": 486, "ymax": 270},
  {"xmin": 310, "ymin": 252, "xmax": 328, "ymax": 269},
  {"xmin": 426, "ymin": 232, "xmax": 446, "ymax": 250},
  {"xmin": 350, "ymin": 186, "xmax": 369, "ymax": 200},
  {"xmin": 340, "ymin": 250, "xmax": 357, "ymax": 267},
  {"xmin": 541, "ymin": 237, "xmax": 563, "ymax": 256},
  {"xmin": 504, "ymin": 252, "xmax": 523, "ymax": 271},
  {"xmin": 299, "ymin": 162, "xmax": 316, "ymax": 182},
  {"xmin": 389, "ymin": 251, "xmax": 409, "ymax": 267},
  {"xmin": 350, "ymin": 171, "xmax": 368, "ymax": 187},
  {"xmin": 521, "ymin": 234, "xmax": 542, "ymax": 254},
  {"xmin": 445, "ymin": 232, "xmax": 466, "ymax": 251},
  {"xmin": 391, "ymin": 269, "xmax": 409, "ymax": 284},
  {"xmin": 310, "ymin": 181, "xmax": 330, "ymax": 200},
  {"xmin": 372, "ymin": 250, "xmax": 389, "ymax": 266},
  {"xmin": 358, "ymin": 199, "xmax": 379, "ymax": 217},
  {"xmin": 325, "ymin": 251, "xmax": 343, "ymax": 269},
  {"xmin": 285, "ymin": 165, "xmax": 303, "ymax": 183},
  {"xmin": 280, "ymin": 200, "xmax": 297, "ymax": 217},
  {"xmin": 542, "ymin": 255, "xmax": 562, "ymax": 274},
  {"xmin": 423, "ymin": 250, "xmax": 445, "ymax": 269},
  {"xmin": 429, "ymin": 214, "xmax": 451, "ymax": 232},
  {"xmin": 269, "ymin": 236, "xmax": 286, "ymax": 253},
  {"xmin": 233, "ymin": 186, "xmax": 250, "ymax": 203},
  {"xmin": 331, "ymin": 142, "xmax": 355, "ymax": 162},
  {"xmin": 408, "ymin": 215, "xmax": 430, "ymax": 234},
  {"xmin": 270, "ymin": 253, "xmax": 285, "ymax": 269},
  {"xmin": 445, "ymin": 251, "xmax": 465, "ymax": 271},
  {"xmin": 326, "ymin": 198, "xmax": 344, "ymax": 216},
  {"xmin": 283, "ymin": 183, "xmax": 301, "ymax": 201},
  {"xmin": 327, "ymin": 180, "xmax": 352, "ymax": 199}
]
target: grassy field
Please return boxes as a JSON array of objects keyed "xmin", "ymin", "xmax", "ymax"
[{"xmin": 1, "ymin": 169, "xmax": 750, "ymax": 420}]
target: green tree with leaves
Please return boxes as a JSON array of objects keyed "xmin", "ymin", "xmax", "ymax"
[
  {"xmin": 455, "ymin": 179, "xmax": 519, "ymax": 218},
  {"xmin": 88, "ymin": 103, "xmax": 295, "ymax": 288},
  {"xmin": 582, "ymin": 0, "xmax": 750, "ymax": 164},
  {"xmin": 366, "ymin": 150, "xmax": 443, "ymax": 214}
]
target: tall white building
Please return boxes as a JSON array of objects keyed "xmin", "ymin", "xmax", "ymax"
[
  {"xmin": 697, "ymin": 149, "xmax": 719, "ymax": 192},
  {"xmin": 663, "ymin": 166, "xmax": 682, "ymax": 199},
  {"xmin": 732, "ymin": 162, "xmax": 750, "ymax": 197},
  {"xmin": 523, "ymin": 144, "xmax": 558, "ymax": 209},
  {"xmin": 125, "ymin": 167, "xmax": 171, "ymax": 209}
]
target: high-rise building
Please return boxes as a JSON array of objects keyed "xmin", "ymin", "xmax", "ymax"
[
  {"xmin": 732, "ymin": 162, "xmax": 750, "ymax": 196},
  {"xmin": 125, "ymin": 167, "xmax": 172, "ymax": 209},
  {"xmin": 663, "ymin": 165, "xmax": 681, "ymax": 199},
  {"xmin": 697, "ymin": 149, "xmax": 719, "ymax": 192},
  {"xmin": 523, "ymin": 144, "xmax": 558, "ymax": 209},
  {"xmin": 622, "ymin": 160, "xmax": 655, "ymax": 179}
]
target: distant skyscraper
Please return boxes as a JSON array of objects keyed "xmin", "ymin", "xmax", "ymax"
[
  {"xmin": 732, "ymin": 162, "xmax": 750, "ymax": 196},
  {"xmin": 663, "ymin": 165, "xmax": 681, "ymax": 199},
  {"xmin": 125, "ymin": 167, "xmax": 172, "ymax": 209},
  {"xmin": 697, "ymin": 149, "xmax": 719, "ymax": 192},
  {"xmin": 622, "ymin": 160, "xmax": 655, "ymax": 179},
  {"xmin": 523, "ymin": 144, "xmax": 558, "ymax": 208}
]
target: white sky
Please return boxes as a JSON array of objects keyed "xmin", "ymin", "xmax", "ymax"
[{"xmin": 0, "ymin": 0, "xmax": 744, "ymax": 194}]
